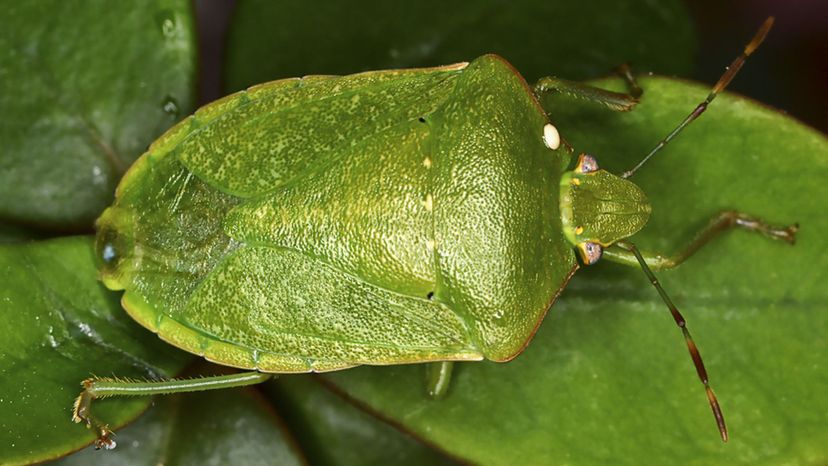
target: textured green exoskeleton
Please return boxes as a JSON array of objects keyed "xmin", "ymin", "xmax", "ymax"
[
  {"xmin": 77, "ymin": 18, "xmax": 797, "ymax": 450},
  {"xmin": 97, "ymin": 56, "xmax": 577, "ymax": 369}
]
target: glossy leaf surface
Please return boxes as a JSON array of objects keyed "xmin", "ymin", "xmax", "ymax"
[
  {"xmin": 224, "ymin": 0, "xmax": 695, "ymax": 92},
  {"xmin": 321, "ymin": 77, "xmax": 828, "ymax": 465},
  {"xmin": 267, "ymin": 376, "xmax": 458, "ymax": 466},
  {"xmin": 0, "ymin": 1, "xmax": 196, "ymax": 231},
  {"xmin": 0, "ymin": 237, "xmax": 192, "ymax": 465}
]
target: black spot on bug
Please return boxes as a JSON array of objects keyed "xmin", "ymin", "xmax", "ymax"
[
  {"xmin": 427, "ymin": 292, "xmax": 434, "ymax": 300},
  {"xmin": 418, "ymin": 117, "xmax": 426, "ymax": 123}
]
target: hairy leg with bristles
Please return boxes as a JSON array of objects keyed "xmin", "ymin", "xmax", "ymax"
[
  {"xmin": 534, "ymin": 64, "xmax": 644, "ymax": 153},
  {"xmin": 73, "ymin": 371, "xmax": 273, "ymax": 449},
  {"xmin": 426, "ymin": 361, "xmax": 455, "ymax": 399},
  {"xmin": 533, "ymin": 76, "xmax": 639, "ymax": 112},
  {"xmin": 613, "ymin": 240, "xmax": 728, "ymax": 442},
  {"xmin": 602, "ymin": 210, "xmax": 798, "ymax": 269}
]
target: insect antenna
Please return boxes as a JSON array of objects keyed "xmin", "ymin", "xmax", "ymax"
[
  {"xmin": 615, "ymin": 240, "xmax": 728, "ymax": 442},
  {"xmin": 622, "ymin": 17, "xmax": 775, "ymax": 179}
]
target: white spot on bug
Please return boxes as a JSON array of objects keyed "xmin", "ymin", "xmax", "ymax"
[
  {"xmin": 349, "ymin": 94, "xmax": 361, "ymax": 110},
  {"xmin": 426, "ymin": 239, "xmax": 436, "ymax": 250},
  {"xmin": 543, "ymin": 123, "xmax": 561, "ymax": 150},
  {"xmin": 422, "ymin": 194, "xmax": 433, "ymax": 212},
  {"xmin": 423, "ymin": 157, "xmax": 432, "ymax": 168}
]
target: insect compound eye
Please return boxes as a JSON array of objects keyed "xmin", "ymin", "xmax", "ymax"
[
  {"xmin": 577, "ymin": 241, "xmax": 603, "ymax": 265},
  {"xmin": 542, "ymin": 123, "xmax": 561, "ymax": 150},
  {"xmin": 575, "ymin": 153, "xmax": 599, "ymax": 174}
]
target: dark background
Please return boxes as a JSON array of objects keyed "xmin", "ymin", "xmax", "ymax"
[
  {"xmin": 195, "ymin": 0, "xmax": 827, "ymax": 132},
  {"xmin": 687, "ymin": 0, "xmax": 827, "ymax": 132}
]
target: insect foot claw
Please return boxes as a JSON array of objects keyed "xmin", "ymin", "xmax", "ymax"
[
  {"xmin": 770, "ymin": 222, "xmax": 799, "ymax": 245},
  {"xmin": 93, "ymin": 428, "xmax": 116, "ymax": 450},
  {"xmin": 784, "ymin": 223, "xmax": 800, "ymax": 245},
  {"xmin": 73, "ymin": 378, "xmax": 117, "ymax": 450}
]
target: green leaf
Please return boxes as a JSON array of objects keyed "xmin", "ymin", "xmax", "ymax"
[
  {"xmin": 54, "ymin": 368, "xmax": 306, "ymax": 466},
  {"xmin": 224, "ymin": 0, "xmax": 695, "ymax": 92},
  {"xmin": 0, "ymin": 237, "xmax": 193, "ymax": 465},
  {"xmin": 0, "ymin": 223, "xmax": 47, "ymax": 244},
  {"xmin": 266, "ymin": 376, "xmax": 458, "ymax": 466},
  {"xmin": 321, "ymin": 77, "xmax": 828, "ymax": 465},
  {"xmin": 0, "ymin": 1, "xmax": 196, "ymax": 232}
]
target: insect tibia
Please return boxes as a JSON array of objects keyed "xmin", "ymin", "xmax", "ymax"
[{"xmin": 71, "ymin": 371, "xmax": 274, "ymax": 450}]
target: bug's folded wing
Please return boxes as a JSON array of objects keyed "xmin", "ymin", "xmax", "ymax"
[
  {"xmin": 177, "ymin": 66, "xmax": 464, "ymax": 198},
  {"xmin": 129, "ymin": 245, "xmax": 482, "ymax": 373}
]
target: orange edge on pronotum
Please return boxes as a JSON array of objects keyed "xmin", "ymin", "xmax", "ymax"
[{"xmin": 499, "ymin": 263, "xmax": 580, "ymax": 363}]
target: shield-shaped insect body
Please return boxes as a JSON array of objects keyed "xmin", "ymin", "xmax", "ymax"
[
  {"xmin": 96, "ymin": 55, "xmax": 580, "ymax": 370},
  {"xmin": 81, "ymin": 20, "xmax": 794, "ymax": 448}
]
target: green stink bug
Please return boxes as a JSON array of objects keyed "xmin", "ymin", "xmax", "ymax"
[{"xmin": 75, "ymin": 18, "xmax": 795, "ymax": 449}]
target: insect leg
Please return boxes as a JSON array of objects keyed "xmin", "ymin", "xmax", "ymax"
[
  {"xmin": 602, "ymin": 210, "xmax": 798, "ymax": 269},
  {"xmin": 613, "ymin": 240, "xmax": 728, "ymax": 442},
  {"xmin": 533, "ymin": 77, "xmax": 639, "ymax": 112},
  {"xmin": 426, "ymin": 361, "xmax": 455, "ymax": 399},
  {"xmin": 615, "ymin": 63, "xmax": 643, "ymax": 99},
  {"xmin": 73, "ymin": 371, "xmax": 272, "ymax": 449},
  {"xmin": 622, "ymin": 17, "xmax": 775, "ymax": 178}
]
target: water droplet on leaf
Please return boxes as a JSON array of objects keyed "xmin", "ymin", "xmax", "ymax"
[
  {"xmin": 162, "ymin": 96, "xmax": 179, "ymax": 118},
  {"xmin": 160, "ymin": 16, "xmax": 176, "ymax": 38}
]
